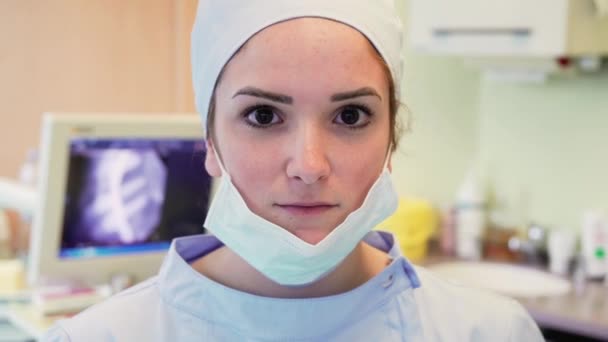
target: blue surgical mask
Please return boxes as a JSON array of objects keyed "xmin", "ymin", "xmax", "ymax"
[{"xmin": 203, "ymin": 148, "xmax": 399, "ymax": 286}]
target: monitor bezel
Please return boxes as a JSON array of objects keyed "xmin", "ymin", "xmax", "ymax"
[{"xmin": 28, "ymin": 112, "xmax": 209, "ymax": 287}]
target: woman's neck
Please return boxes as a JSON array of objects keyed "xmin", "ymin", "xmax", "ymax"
[{"xmin": 191, "ymin": 241, "xmax": 391, "ymax": 298}]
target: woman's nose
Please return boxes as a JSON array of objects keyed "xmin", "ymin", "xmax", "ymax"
[{"xmin": 285, "ymin": 126, "xmax": 331, "ymax": 185}]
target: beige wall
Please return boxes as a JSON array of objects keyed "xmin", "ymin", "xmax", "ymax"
[{"xmin": 0, "ymin": 0, "xmax": 197, "ymax": 178}]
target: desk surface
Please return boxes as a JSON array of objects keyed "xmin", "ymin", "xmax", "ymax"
[{"xmin": 522, "ymin": 283, "xmax": 608, "ymax": 341}]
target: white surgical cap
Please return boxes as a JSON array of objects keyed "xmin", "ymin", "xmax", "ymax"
[{"xmin": 191, "ymin": 0, "xmax": 404, "ymax": 131}]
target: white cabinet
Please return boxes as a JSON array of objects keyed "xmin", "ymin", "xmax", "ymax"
[{"xmin": 409, "ymin": 0, "xmax": 608, "ymax": 57}]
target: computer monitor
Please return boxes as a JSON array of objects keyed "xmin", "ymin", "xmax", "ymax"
[{"xmin": 28, "ymin": 113, "xmax": 211, "ymax": 287}]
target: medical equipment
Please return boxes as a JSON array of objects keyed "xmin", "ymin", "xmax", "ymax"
[{"xmin": 27, "ymin": 113, "xmax": 212, "ymax": 287}]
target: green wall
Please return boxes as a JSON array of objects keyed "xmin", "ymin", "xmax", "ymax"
[
  {"xmin": 393, "ymin": 59, "xmax": 608, "ymax": 232},
  {"xmin": 391, "ymin": 0, "xmax": 481, "ymax": 208},
  {"xmin": 391, "ymin": 53, "xmax": 480, "ymax": 208},
  {"xmin": 478, "ymin": 71, "xmax": 608, "ymax": 231},
  {"xmin": 392, "ymin": 2, "xmax": 607, "ymax": 233}
]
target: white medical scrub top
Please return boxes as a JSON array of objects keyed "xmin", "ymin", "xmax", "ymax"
[{"xmin": 43, "ymin": 231, "xmax": 543, "ymax": 341}]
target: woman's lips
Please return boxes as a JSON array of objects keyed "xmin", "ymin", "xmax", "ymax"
[{"xmin": 275, "ymin": 203, "xmax": 338, "ymax": 215}]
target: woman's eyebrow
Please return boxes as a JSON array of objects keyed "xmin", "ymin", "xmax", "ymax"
[
  {"xmin": 232, "ymin": 87, "xmax": 293, "ymax": 104},
  {"xmin": 331, "ymin": 87, "xmax": 382, "ymax": 101}
]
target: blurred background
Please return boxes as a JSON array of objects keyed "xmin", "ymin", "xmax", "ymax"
[
  {"xmin": 0, "ymin": 1, "xmax": 607, "ymax": 341},
  {"xmin": 2, "ymin": 0, "xmax": 606, "ymax": 233}
]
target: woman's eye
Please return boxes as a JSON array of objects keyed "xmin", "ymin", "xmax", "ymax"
[
  {"xmin": 244, "ymin": 106, "xmax": 282, "ymax": 127},
  {"xmin": 334, "ymin": 106, "xmax": 372, "ymax": 128}
]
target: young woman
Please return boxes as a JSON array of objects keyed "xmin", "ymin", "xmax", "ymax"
[{"xmin": 45, "ymin": 1, "xmax": 544, "ymax": 341}]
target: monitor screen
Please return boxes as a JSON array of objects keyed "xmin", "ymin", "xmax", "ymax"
[{"xmin": 59, "ymin": 138, "xmax": 209, "ymax": 260}]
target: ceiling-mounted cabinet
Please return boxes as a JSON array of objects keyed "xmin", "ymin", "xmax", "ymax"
[{"xmin": 409, "ymin": 0, "xmax": 608, "ymax": 57}]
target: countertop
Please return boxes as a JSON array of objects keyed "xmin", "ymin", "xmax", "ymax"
[
  {"xmin": 522, "ymin": 281, "xmax": 607, "ymax": 340},
  {"xmin": 419, "ymin": 254, "xmax": 608, "ymax": 341}
]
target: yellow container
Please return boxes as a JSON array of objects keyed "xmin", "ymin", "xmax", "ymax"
[
  {"xmin": 0, "ymin": 259, "xmax": 26, "ymax": 294},
  {"xmin": 375, "ymin": 198, "xmax": 438, "ymax": 262}
]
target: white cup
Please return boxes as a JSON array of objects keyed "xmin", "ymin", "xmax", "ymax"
[{"xmin": 548, "ymin": 229, "xmax": 577, "ymax": 276}]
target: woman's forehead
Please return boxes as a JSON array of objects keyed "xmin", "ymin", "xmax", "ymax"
[{"xmin": 218, "ymin": 18, "xmax": 387, "ymax": 92}]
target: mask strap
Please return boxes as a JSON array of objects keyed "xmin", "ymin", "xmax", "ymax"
[
  {"xmin": 209, "ymin": 140, "xmax": 229, "ymax": 176},
  {"xmin": 382, "ymin": 144, "xmax": 392, "ymax": 170}
]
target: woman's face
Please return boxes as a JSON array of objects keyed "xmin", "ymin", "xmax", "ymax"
[{"xmin": 206, "ymin": 18, "xmax": 391, "ymax": 245}]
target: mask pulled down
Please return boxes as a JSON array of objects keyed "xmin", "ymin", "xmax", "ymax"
[{"xmin": 203, "ymin": 149, "xmax": 399, "ymax": 286}]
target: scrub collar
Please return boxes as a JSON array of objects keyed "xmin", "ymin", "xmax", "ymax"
[{"xmin": 157, "ymin": 231, "xmax": 420, "ymax": 340}]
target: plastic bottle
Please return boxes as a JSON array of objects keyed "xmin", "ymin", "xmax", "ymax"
[
  {"xmin": 572, "ymin": 254, "xmax": 587, "ymax": 295},
  {"xmin": 439, "ymin": 206, "xmax": 457, "ymax": 256},
  {"xmin": 18, "ymin": 149, "xmax": 38, "ymax": 188},
  {"xmin": 12, "ymin": 148, "xmax": 39, "ymax": 257},
  {"xmin": 17, "ymin": 148, "xmax": 38, "ymax": 223},
  {"xmin": 581, "ymin": 210, "xmax": 607, "ymax": 279},
  {"xmin": 0, "ymin": 210, "xmax": 10, "ymax": 258},
  {"xmin": 454, "ymin": 169, "xmax": 486, "ymax": 260}
]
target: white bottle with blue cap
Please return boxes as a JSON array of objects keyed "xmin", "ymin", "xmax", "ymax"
[{"xmin": 454, "ymin": 168, "xmax": 487, "ymax": 260}]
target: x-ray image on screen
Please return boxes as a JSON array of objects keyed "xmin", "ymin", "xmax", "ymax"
[{"xmin": 60, "ymin": 138, "xmax": 210, "ymax": 259}]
